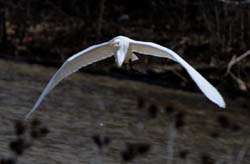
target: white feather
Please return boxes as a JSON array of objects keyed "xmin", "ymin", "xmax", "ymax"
[
  {"xmin": 25, "ymin": 41, "xmax": 114, "ymax": 119},
  {"xmin": 130, "ymin": 40, "xmax": 225, "ymax": 108}
]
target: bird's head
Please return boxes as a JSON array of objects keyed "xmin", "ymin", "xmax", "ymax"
[
  {"xmin": 111, "ymin": 39, "xmax": 120, "ymax": 47},
  {"xmin": 111, "ymin": 36, "xmax": 130, "ymax": 67}
]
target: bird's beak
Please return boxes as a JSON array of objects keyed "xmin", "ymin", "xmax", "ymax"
[{"xmin": 111, "ymin": 41, "xmax": 119, "ymax": 46}]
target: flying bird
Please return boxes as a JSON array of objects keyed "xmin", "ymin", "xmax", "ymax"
[{"xmin": 25, "ymin": 36, "xmax": 225, "ymax": 119}]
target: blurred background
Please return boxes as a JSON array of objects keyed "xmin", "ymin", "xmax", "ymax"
[
  {"xmin": 0, "ymin": 0, "xmax": 250, "ymax": 164},
  {"xmin": 0, "ymin": 0, "xmax": 250, "ymax": 92}
]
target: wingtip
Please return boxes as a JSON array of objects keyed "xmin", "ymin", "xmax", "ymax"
[
  {"xmin": 220, "ymin": 102, "xmax": 226, "ymax": 109},
  {"xmin": 217, "ymin": 98, "xmax": 226, "ymax": 109},
  {"xmin": 209, "ymin": 91, "xmax": 226, "ymax": 109},
  {"xmin": 219, "ymin": 103, "xmax": 226, "ymax": 109}
]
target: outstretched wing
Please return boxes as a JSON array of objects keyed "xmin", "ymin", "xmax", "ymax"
[
  {"xmin": 130, "ymin": 40, "xmax": 225, "ymax": 108},
  {"xmin": 26, "ymin": 41, "xmax": 113, "ymax": 119}
]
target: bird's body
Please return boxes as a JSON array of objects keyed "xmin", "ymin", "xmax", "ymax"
[
  {"xmin": 25, "ymin": 36, "xmax": 225, "ymax": 119},
  {"xmin": 112, "ymin": 36, "xmax": 137, "ymax": 65}
]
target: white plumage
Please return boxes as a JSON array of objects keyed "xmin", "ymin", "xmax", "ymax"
[{"xmin": 25, "ymin": 36, "xmax": 225, "ymax": 119}]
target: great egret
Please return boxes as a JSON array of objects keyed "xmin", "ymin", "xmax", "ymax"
[{"xmin": 25, "ymin": 36, "xmax": 225, "ymax": 119}]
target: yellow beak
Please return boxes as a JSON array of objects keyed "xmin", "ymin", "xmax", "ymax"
[{"xmin": 111, "ymin": 41, "xmax": 119, "ymax": 46}]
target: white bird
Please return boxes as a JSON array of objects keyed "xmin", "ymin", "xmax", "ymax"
[{"xmin": 25, "ymin": 36, "xmax": 225, "ymax": 119}]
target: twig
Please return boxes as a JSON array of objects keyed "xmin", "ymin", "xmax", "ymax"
[
  {"xmin": 227, "ymin": 49, "xmax": 250, "ymax": 74},
  {"xmin": 217, "ymin": 0, "xmax": 250, "ymax": 5},
  {"xmin": 225, "ymin": 139, "xmax": 249, "ymax": 164},
  {"xmin": 226, "ymin": 49, "xmax": 250, "ymax": 91},
  {"xmin": 168, "ymin": 67, "xmax": 188, "ymax": 82},
  {"xmin": 229, "ymin": 72, "xmax": 248, "ymax": 91},
  {"xmin": 166, "ymin": 123, "xmax": 176, "ymax": 164},
  {"xmin": 235, "ymin": 140, "xmax": 249, "ymax": 164}
]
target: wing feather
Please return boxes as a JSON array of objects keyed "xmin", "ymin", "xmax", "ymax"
[
  {"xmin": 130, "ymin": 40, "xmax": 225, "ymax": 108},
  {"xmin": 26, "ymin": 41, "xmax": 113, "ymax": 119}
]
